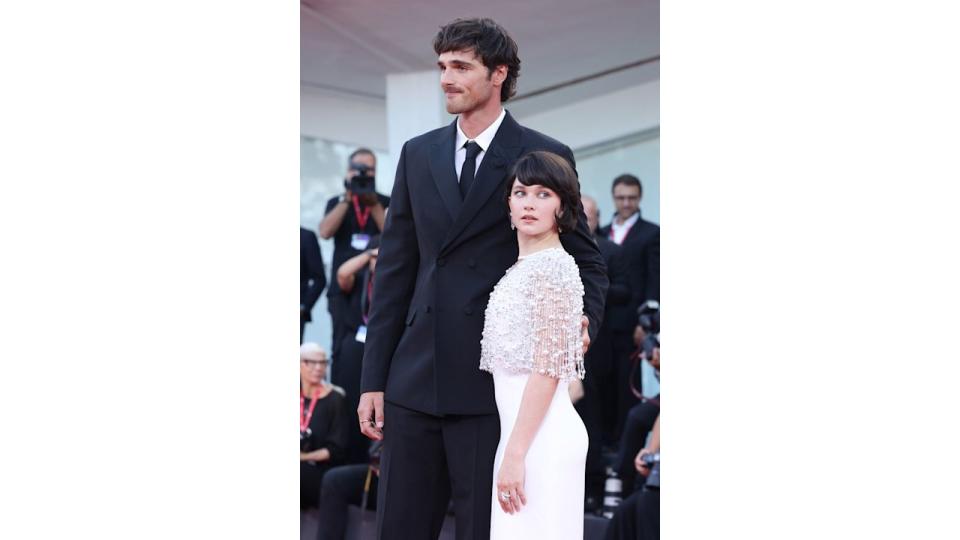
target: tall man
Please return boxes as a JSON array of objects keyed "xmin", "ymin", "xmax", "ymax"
[
  {"xmin": 357, "ymin": 18, "xmax": 608, "ymax": 540},
  {"xmin": 597, "ymin": 174, "xmax": 660, "ymax": 439}
]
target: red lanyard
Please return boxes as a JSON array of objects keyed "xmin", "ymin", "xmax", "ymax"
[
  {"xmin": 300, "ymin": 387, "xmax": 322, "ymax": 433},
  {"xmin": 352, "ymin": 196, "xmax": 372, "ymax": 229}
]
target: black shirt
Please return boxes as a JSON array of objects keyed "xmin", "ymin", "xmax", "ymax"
[
  {"xmin": 301, "ymin": 387, "xmax": 349, "ymax": 464},
  {"xmin": 324, "ymin": 193, "xmax": 390, "ymax": 299}
]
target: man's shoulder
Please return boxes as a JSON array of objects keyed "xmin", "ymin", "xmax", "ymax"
[
  {"xmin": 404, "ymin": 124, "xmax": 450, "ymax": 149},
  {"xmin": 637, "ymin": 218, "xmax": 660, "ymax": 233},
  {"xmin": 516, "ymin": 123, "xmax": 570, "ymax": 154}
]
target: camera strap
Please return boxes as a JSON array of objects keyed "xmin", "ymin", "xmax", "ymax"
[
  {"xmin": 352, "ymin": 196, "xmax": 372, "ymax": 229},
  {"xmin": 300, "ymin": 387, "xmax": 321, "ymax": 433}
]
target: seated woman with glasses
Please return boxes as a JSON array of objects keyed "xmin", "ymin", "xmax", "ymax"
[{"xmin": 300, "ymin": 342, "xmax": 348, "ymax": 510}]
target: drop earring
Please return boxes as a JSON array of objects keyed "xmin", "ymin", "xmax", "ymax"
[{"xmin": 509, "ymin": 213, "xmax": 516, "ymax": 230}]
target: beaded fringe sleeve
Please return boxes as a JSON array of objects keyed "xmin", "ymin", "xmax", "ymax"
[{"xmin": 479, "ymin": 248, "xmax": 586, "ymax": 382}]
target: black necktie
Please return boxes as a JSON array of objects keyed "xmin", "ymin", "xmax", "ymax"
[{"xmin": 459, "ymin": 141, "xmax": 482, "ymax": 199}]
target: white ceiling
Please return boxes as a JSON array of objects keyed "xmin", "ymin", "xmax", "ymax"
[{"xmin": 301, "ymin": 0, "xmax": 659, "ymax": 116}]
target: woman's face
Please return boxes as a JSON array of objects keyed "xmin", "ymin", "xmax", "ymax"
[
  {"xmin": 300, "ymin": 352, "xmax": 328, "ymax": 385},
  {"xmin": 508, "ymin": 179, "xmax": 562, "ymax": 237}
]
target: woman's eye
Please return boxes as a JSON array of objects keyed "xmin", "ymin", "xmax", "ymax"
[
  {"xmin": 514, "ymin": 191, "xmax": 524, "ymax": 197},
  {"xmin": 538, "ymin": 192, "xmax": 550, "ymax": 198}
]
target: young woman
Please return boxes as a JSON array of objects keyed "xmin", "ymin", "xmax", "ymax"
[{"xmin": 479, "ymin": 151, "xmax": 589, "ymax": 539}]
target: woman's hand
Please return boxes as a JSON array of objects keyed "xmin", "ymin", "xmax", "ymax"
[{"xmin": 496, "ymin": 454, "xmax": 527, "ymax": 514}]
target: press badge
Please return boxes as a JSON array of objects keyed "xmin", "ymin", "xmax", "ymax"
[
  {"xmin": 351, "ymin": 233, "xmax": 371, "ymax": 250},
  {"xmin": 355, "ymin": 325, "xmax": 368, "ymax": 343}
]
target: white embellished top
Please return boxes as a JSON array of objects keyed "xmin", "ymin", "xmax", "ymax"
[{"xmin": 479, "ymin": 246, "xmax": 586, "ymax": 382}]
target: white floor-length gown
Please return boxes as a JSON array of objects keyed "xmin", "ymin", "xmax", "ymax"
[{"xmin": 480, "ymin": 247, "xmax": 589, "ymax": 540}]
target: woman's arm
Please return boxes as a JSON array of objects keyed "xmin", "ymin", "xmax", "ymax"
[
  {"xmin": 336, "ymin": 250, "xmax": 373, "ymax": 293},
  {"xmin": 496, "ymin": 373, "xmax": 557, "ymax": 514},
  {"xmin": 300, "ymin": 448, "xmax": 331, "ymax": 462}
]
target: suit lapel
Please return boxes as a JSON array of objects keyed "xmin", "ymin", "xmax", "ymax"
[
  {"xmin": 442, "ymin": 111, "xmax": 523, "ymax": 251},
  {"xmin": 428, "ymin": 120, "xmax": 462, "ymax": 221}
]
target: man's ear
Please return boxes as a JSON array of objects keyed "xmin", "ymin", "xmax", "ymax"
[{"xmin": 492, "ymin": 65, "xmax": 508, "ymax": 86}]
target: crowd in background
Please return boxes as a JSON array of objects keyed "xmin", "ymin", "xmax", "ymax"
[{"xmin": 300, "ymin": 148, "xmax": 660, "ymax": 539}]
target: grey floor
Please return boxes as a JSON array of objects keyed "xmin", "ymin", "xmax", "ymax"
[{"xmin": 301, "ymin": 506, "xmax": 609, "ymax": 540}]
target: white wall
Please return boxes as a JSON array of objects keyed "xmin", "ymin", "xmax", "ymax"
[
  {"xmin": 300, "ymin": 78, "xmax": 659, "ymax": 199},
  {"xmin": 300, "ymin": 87, "xmax": 388, "ymax": 150},
  {"xmin": 512, "ymin": 79, "xmax": 660, "ymax": 151}
]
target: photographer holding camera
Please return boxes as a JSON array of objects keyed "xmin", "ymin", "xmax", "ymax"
[
  {"xmin": 615, "ymin": 301, "xmax": 660, "ymax": 495},
  {"xmin": 319, "ymin": 148, "xmax": 389, "ymax": 368}
]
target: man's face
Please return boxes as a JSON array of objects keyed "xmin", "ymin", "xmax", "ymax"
[
  {"xmin": 437, "ymin": 49, "xmax": 503, "ymax": 115},
  {"xmin": 582, "ymin": 197, "xmax": 599, "ymax": 234},
  {"xmin": 346, "ymin": 152, "xmax": 376, "ymax": 180},
  {"xmin": 612, "ymin": 184, "xmax": 641, "ymax": 220}
]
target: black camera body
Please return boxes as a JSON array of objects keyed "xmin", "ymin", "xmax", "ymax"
[
  {"xmin": 348, "ymin": 162, "xmax": 376, "ymax": 195},
  {"xmin": 637, "ymin": 300, "xmax": 660, "ymax": 357}
]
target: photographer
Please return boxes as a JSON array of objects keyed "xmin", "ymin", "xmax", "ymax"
[
  {"xmin": 318, "ymin": 148, "xmax": 389, "ymax": 371},
  {"xmin": 616, "ymin": 302, "xmax": 660, "ymax": 495},
  {"xmin": 332, "ymin": 235, "xmax": 381, "ymax": 464}
]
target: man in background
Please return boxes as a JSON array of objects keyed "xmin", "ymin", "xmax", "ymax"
[
  {"xmin": 597, "ymin": 174, "xmax": 659, "ymax": 438},
  {"xmin": 301, "ymin": 227, "xmax": 327, "ymax": 343},
  {"xmin": 318, "ymin": 148, "xmax": 389, "ymax": 365}
]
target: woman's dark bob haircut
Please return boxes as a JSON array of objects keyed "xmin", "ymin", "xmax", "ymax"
[{"xmin": 505, "ymin": 151, "xmax": 582, "ymax": 234}]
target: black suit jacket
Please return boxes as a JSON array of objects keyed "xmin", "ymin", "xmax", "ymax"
[
  {"xmin": 598, "ymin": 214, "xmax": 659, "ymax": 329},
  {"xmin": 595, "ymin": 235, "xmax": 634, "ymax": 333},
  {"xmin": 300, "ymin": 227, "xmax": 327, "ymax": 322},
  {"xmin": 360, "ymin": 111, "xmax": 609, "ymax": 416}
]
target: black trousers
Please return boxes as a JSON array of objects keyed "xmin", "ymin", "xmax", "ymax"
[
  {"xmin": 301, "ymin": 461, "xmax": 333, "ymax": 510},
  {"xmin": 318, "ymin": 464, "xmax": 379, "ymax": 540},
  {"xmin": 574, "ymin": 361, "xmax": 608, "ymax": 500},
  {"xmin": 376, "ymin": 401, "xmax": 499, "ymax": 540}
]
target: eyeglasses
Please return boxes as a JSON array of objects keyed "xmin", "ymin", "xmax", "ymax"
[
  {"xmin": 302, "ymin": 359, "xmax": 329, "ymax": 368},
  {"xmin": 613, "ymin": 195, "xmax": 640, "ymax": 202}
]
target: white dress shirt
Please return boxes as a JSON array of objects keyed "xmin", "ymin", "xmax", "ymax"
[
  {"xmin": 609, "ymin": 211, "xmax": 640, "ymax": 245},
  {"xmin": 454, "ymin": 108, "xmax": 507, "ymax": 180}
]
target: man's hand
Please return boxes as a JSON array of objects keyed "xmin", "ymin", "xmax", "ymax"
[
  {"xmin": 357, "ymin": 391, "xmax": 385, "ymax": 441},
  {"xmin": 635, "ymin": 447, "xmax": 655, "ymax": 476},
  {"xmin": 580, "ymin": 316, "xmax": 590, "ymax": 355}
]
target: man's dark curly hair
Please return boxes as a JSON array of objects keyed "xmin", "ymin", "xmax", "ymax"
[
  {"xmin": 433, "ymin": 18, "xmax": 521, "ymax": 103},
  {"xmin": 505, "ymin": 151, "xmax": 582, "ymax": 234}
]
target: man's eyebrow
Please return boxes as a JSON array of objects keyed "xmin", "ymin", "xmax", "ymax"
[{"xmin": 438, "ymin": 59, "xmax": 473, "ymax": 68}]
